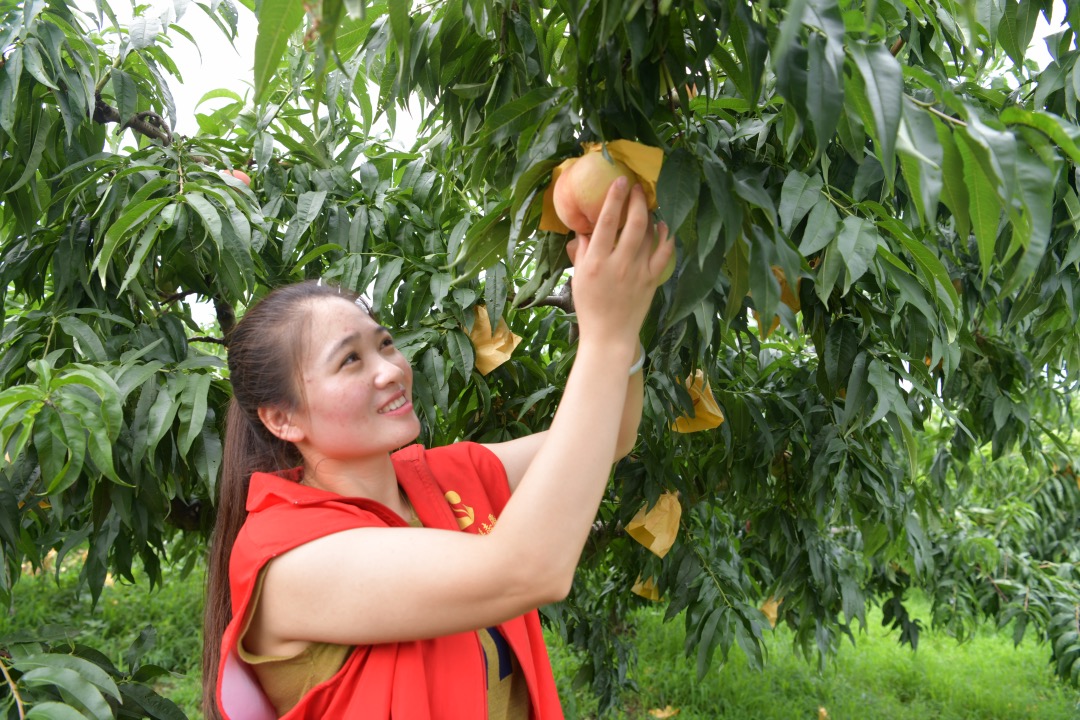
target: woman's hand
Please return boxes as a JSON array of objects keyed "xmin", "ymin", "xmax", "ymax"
[{"xmin": 568, "ymin": 178, "xmax": 673, "ymax": 361}]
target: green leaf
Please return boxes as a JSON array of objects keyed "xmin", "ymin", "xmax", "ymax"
[
  {"xmin": 1000, "ymin": 106, "xmax": 1080, "ymax": 166},
  {"xmin": 282, "ymin": 190, "xmax": 328, "ymax": 258},
  {"xmin": 33, "ymin": 406, "xmax": 68, "ymax": 494},
  {"xmin": 453, "ymin": 204, "xmax": 512, "ymax": 280},
  {"xmin": 178, "ymin": 373, "xmax": 211, "ymax": 456},
  {"xmin": 0, "ymin": 46, "xmax": 23, "ymax": 135},
  {"xmin": 253, "ymin": 0, "xmax": 305, "ymax": 102},
  {"xmin": 656, "ymin": 148, "xmax": 700, "ymax": 237},
  {"xmin": 668, "ymin": 238, "xmax": 725, "ymax": 327},
  {"xmin": 935, "ymin": 119, "xmax": 970, "ymax": 242},
  {"xmin": 835, "ymin": 216, "xmax": 879, "ymax": 293},
  {"xmin": 93, "ymin": 198, "xmax": 171, "ymax": 285},
  {"xmin": 897, "ymin": 102, "xmax": 943, "ymax": 229},
  {"xmin": 196, "ymin": 424, "xmax": 224, "ymax": 495},
  {"xmin": 771, "ymin": 0, "xmax": 808, "ymax": 65},
  {"xmin": 865, "ymin": 358, "xmax": 896, "ymax": 425},
  {"xmin": 805, "ymin": 32, "xmax": 844, "ymax": 156},
  {"xmin": 119, "ymin": 216, "xmax": 165, "ymax": 294},
  {"xmin": 1003, "ymin": 147, "xmax": 1054, "ymax": 294},
  {"xmin": 841, "ymin": 350, "xmax": 870, "ymax": 429},
  {"xmin": 445, "ymin": 329, "xmax": 475, "ymax": 380},
  {"xmin": 484, "ymin": 262, "xmax": 508, "ymax": 326},
  {"xmin": 145, "ymin": 378, "xmax": 182, "ymax": 457},
  {"xmin": 388, "ymin": 0, "xmax": 411, "ymax": 84},
  {"xmin": 719, "ymin": 230, "xmax": 747, "ymax": 317},
  {"xmin": 876, "ymin": 214, "xmax": 961, "ymax": 327},
  {"xmin": 58, "ymin": 317, "xmax": 106, "ymax": 363},
  {"xmin": 20, "ymin": 666, "xmax": 112, "ymax": 720},
  {"xmin": 824, "ymin": 320, "xmax": 859, "ymax": 391},
  {"xmin": 472, "ymin": 87, "xmax": 560, "ymax": 147},
  {"xmin": 5, "ymin": 111, "xmax": 53, "ymax": 194},
  {"xmin": 51, "ymin": 406, "xmax": 88, "ymax": 494},
  {"xmin": 998, "ymin": 0, "xmax": 1039, "ymax": 66},
  {"xmin": 56, "ymin": 391, "xmax": 121, "ymax": 484},
  {"xmin": 127, "ymin": 16, "xmax": 161, "ymax": 52},
  {"xmin": 849, "ymin": 41, "xmax": 903, "ymax": 181},
  {"xmin": 24, "ymin": 703, "xmax": 90, "ymax": 720},
  {"xmin": 111, "ymin": 67, "xmax": 137, "ymax": 124},
  {"xmin": 18, "ymin": 654, "xmax": 121, "ymax": 701},
  {"xmin": 956, "ymin": 133, "xmax": 1002, "ymax": 278},
  {"xmin": 695, "ymin": 608, "xmax": 723, "ymax": 679},
  {"xmin": 119, "ymin": 683, "xmax": 188, "ymax": 720},
  {"xmin": 372, "ymin": 256, "xmax": 405, "ymax": 310},
  {"xmin": 184, "ymin": 192, "xmax": 224, "ymax": 250},
  {"xmin": 798, "ymin": 197, "xmax": 840, "ymax": 256},
  {"xmin": 779, "ymin": 171, "xmax": 823, "ymax": 234},
  {"xmin": 21, "ymin": 38, "xmax": 58, "ymax": 90}
]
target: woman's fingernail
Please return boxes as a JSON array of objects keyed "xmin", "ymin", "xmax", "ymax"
[{"xmin": 614, "ymin": 176, "xmax": 628, "ymax": 190}]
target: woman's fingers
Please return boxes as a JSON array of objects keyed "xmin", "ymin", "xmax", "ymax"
[
  {"xmin": 649, "ymin": 221, "xmax": 674, "ymax": 279},
  {"xmin": 587, "ymin": 176, "xmax": 631, "ymax": 257},
  {"xmin": 566, "ymin": 235, "xmax": 583, "ymax": 266},
  {"xmin": 613, "ymin": 185, "xmax": 651, "ymax": 260}
]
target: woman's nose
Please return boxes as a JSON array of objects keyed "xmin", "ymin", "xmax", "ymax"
[{"xmin": 373, "ymin": 355, "xmax": 406, "ymax": 387}]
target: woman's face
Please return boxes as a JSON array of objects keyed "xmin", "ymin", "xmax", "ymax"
[{"xmin": 287, "ymin": 296, "xmax": 421, "ymax": 463}]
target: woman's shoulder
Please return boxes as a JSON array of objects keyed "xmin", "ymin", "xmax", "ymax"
[
  {"xmin": 396, "ymin": 441, "xmax": 505, "ymax": 477},
  {"xmin": 393, "ymin": 442, "xmax": 511, "ymax": 515},
  {"xmin": 237, "ymin": 475, "xmax": 399, "ymax": 557}
]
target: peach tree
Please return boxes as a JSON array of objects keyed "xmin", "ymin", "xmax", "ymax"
[{"xmin": 2, "ymin": 0, "xmax": 1080, "ymax": 715}]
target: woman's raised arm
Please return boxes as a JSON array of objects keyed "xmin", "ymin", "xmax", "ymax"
[{"xmin": 247, "ymin": 179, "xmax": 673, "ymax": 653}]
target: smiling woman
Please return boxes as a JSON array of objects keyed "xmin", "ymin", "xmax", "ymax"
[{"xmin": 201, "ymin": 180, "xmax": 674, "ymax": 720}]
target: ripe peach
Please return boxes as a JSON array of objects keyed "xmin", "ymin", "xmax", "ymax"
[
  {"xmin": 221, "ymin": 168, "xmax": 251, "ymax": 186},
  {"xmin": 552, "ymin": 152, "xmax": 637, "ymax": 235}
]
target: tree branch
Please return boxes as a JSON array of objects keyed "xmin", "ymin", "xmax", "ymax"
[
  {"xmin": 93, "ymin": 94, "xmax": 172, "ymax": 145},
  {"xmin": 189, "ymin": 336, "xmax": 226, "ymax": 345},
  {"xmin": 214, "ymin": 295, "xmax": 236, "ymax": 344},
  {"xmin": 890, "ymin": 37, "xmax": 905, "ymax": 57},
  {"xmin": 528, "ymin": 283, "xmax": 574, "ymax": 313}
]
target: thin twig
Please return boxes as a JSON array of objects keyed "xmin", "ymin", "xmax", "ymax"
[
  {"xmin": 0, "ymin": 656, "xmax": 25, "ymax": 720},
  {"xmin": 160, "ymin": 290, "xmax": 195, "ymax": 305},
  {"xmin": 907, "ymin": 97, "xmax": 968, "ymax": 127},
  {"xmin": 889, "ymin": 37, "xmax": 905, "ymax": 57},
  {"xmin": 189, "ymin": 336, "xmax": 226, "ymax": 345}
]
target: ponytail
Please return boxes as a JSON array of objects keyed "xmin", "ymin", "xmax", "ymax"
[{"xmin": 201, "ymin": 281, "xmax": 364, "ymax": 719}]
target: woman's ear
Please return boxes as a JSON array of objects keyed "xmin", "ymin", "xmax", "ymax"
[{"xmin": 257, "ymin": 405, "xmax": 305, "ymax": 443}]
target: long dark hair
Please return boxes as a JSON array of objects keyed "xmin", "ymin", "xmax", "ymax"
[{"xmin": 202, "ymin": 280, "xmax": 365, "ymax": 719}]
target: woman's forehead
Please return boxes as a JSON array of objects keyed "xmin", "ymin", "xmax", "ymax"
[
  {"xmin": 307, "ymin": 295, "xmax": 376, "ymax": 328},
  {"xmin": 304, "ymin": 297, "xmax": 380, "ymax": 352}
]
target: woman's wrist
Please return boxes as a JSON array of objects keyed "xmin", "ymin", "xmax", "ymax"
[
  {"xmin": 628, "ymin": 342, "xmax": 646, "ymax": 375},
  {"xmin": 575, "ymin": 337, "xmax": 641, "ymax": 375}
]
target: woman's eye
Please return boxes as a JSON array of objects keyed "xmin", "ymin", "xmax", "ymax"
[
  {"xmin": 341, "ymin": 352, "xmax": 360, "ymax": 367},
  {"xmin": 381, "ymin": 337, "xmax": 395, "ymax": 349}
]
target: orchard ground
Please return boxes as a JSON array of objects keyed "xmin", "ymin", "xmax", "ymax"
[{"xmin": 3, "ymin": 549, "xmax": 1076, "ymax": 720}]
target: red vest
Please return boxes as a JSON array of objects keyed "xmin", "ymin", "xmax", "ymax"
[{"xmin": 216, "ymin": 443, "xmax": 565, "ymax": 720}]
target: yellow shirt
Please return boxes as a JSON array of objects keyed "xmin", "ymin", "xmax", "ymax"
[{"xmin": 478, "ymin": 626, "xmax": 530, "ymax": 720}]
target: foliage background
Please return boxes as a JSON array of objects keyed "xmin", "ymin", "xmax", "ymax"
[{"xmin": 2, "ymin": 0, "xmax": 1080, "ymax": 716}]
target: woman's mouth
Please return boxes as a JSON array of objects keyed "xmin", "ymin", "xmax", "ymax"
[{"xmin": 379, "ymin": 395, "xmax": 409, "ymax": 414}]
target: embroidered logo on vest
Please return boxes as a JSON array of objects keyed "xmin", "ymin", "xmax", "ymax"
[{"xmin": 444, "ymin": 491, "xmax": 475, "ymax": 529}]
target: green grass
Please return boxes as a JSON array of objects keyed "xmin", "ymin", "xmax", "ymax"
[
  {"xmin": 548, "ymin": 602, "xmax": 1080, "ymax": 720},
  {"xmin": 2, "ymin": 556, "xmax": 1078, "ymax": 720}
]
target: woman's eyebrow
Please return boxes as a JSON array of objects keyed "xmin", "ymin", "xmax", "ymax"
[
  {"xmin": 325, "ymin": 331, "xmax": 362, "ymax": 363},
  {"xmin": 325, "ymin": 326, "xmax": 392, "ymax": 363}
]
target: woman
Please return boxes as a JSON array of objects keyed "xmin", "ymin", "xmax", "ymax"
[{"xmin": 202, "ymin": 177, "xmax": 673, "ymax": 720}]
